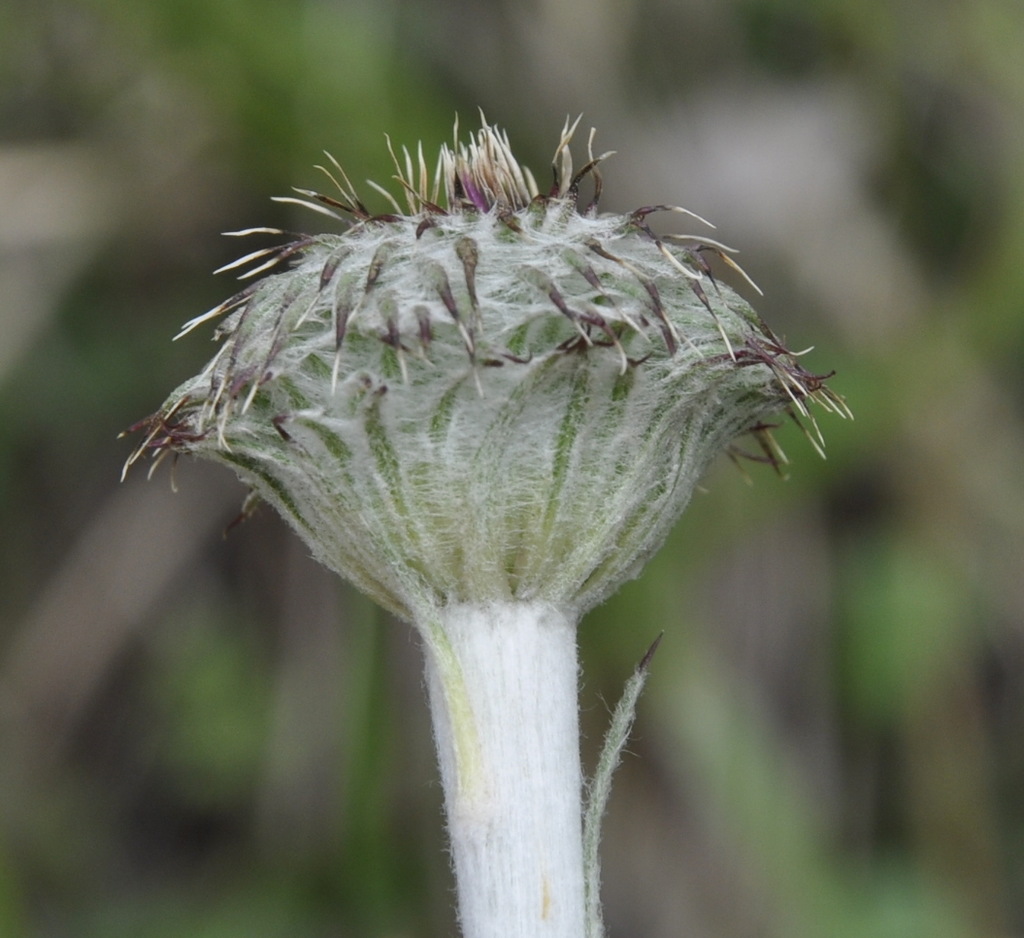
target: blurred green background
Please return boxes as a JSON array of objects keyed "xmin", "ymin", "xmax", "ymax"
[{"xmin": 2, "ymin": 0, "xmax": 1023, "ymax": 935}]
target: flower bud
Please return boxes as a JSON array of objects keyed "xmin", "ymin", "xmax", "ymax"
[{"xmin": 126, "ymin": 117, "xmax": 844, "ymax": 624}]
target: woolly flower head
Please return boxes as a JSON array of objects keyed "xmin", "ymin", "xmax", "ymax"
[{"xmin": 125, "ymin": 116, "xmax": 846, "ymax": 623}]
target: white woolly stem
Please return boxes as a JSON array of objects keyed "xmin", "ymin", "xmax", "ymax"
[{"xmin": 422, "ymin": 602, "xmax": 585, "ymax": 938}]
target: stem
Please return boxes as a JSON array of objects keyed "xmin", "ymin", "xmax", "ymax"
[{"xmin": 422, "ymin": 602, "xmax": 585, "ymax": 938}]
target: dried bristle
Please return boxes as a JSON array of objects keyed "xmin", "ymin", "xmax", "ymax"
[{"xmin": 124, "ymin": 117, "xmax": 846, "ymax": 477}]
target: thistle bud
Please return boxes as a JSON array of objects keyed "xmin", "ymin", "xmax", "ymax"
[{"xmin": 126, "ymin": 116, "xmax": 843, "ymax": 625}]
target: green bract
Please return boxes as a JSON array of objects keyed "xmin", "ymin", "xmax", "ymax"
[{"xmin": 126, "ymin": 117, "xmax": 845, "ymax": 623}]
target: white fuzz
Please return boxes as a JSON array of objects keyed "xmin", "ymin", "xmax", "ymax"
[{"xmin": 423, "ymin": 602, "xmax": 584, "ymax": 938}]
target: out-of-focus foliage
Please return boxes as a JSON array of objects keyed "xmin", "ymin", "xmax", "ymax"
[{"xmin": 2, "ymin": 0, "xmax": 1022, "ymax": 935}]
